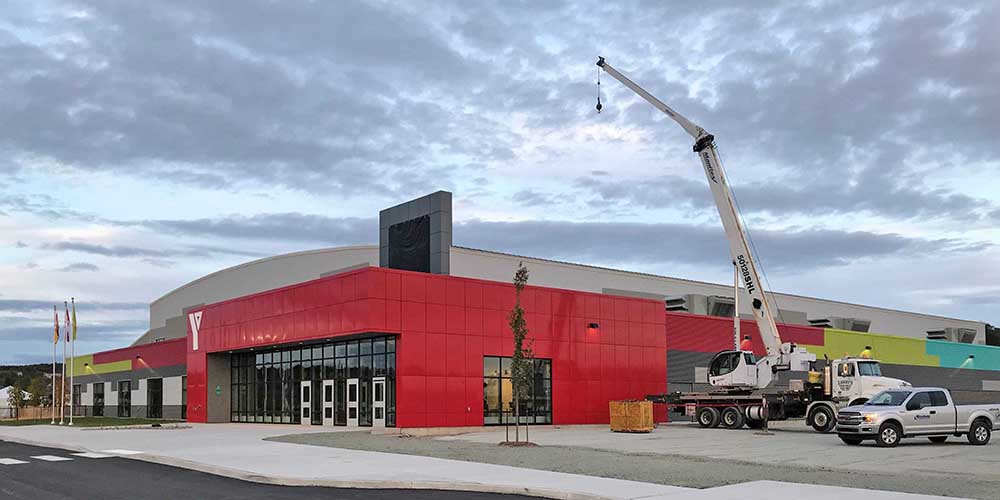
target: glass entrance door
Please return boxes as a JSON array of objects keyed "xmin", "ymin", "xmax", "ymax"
[
  {"xmin": 322, "ymin": 380, "xmax": 335, "ymax": 426},
  {"xmin": 346, "ymin": 378, "xmax": 359, "ymax": 427},
  {"xmin": 299, "ymin": 381, "xmax": 311, "ymax": 425},
  {"xmin": 372, "ymin": 377, "xmax": 386, "ymax": 427}
]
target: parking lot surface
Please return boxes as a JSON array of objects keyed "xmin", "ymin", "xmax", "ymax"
[
  {"xmin": 273, "ymin": 421, "xmax": 1000, "ymax": 499},
  {"xmin": 443, "ymin": 421, "xmax": 1000, "ymax": 479},
  {"xmin": 0, "ymin": 439, "xmax": 534, "ymax": 500}
]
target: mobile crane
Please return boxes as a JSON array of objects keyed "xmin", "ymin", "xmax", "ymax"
[{"xmin": 596, "ymin": 57, "xmax": 909, "ymax": 432}]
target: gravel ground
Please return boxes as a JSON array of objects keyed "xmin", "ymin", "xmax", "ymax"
[{"xmin": 268, "ymin": 431, "xmax": 999, "ymax": 499}]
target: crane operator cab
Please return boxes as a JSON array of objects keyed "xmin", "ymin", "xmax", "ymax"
[
  {"xmin": 708, "ymin": 351, "xmax": 758, "ymax": 387},
  {"xmin": 708, "ymin": 344, "xmax": 815, "ymax": 389}
]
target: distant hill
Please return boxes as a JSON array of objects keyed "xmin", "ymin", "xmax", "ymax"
[{"xmin": 0, "ymin": 364, "xmax": 61, "ymax": 389}]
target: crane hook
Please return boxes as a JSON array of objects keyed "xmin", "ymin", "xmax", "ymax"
[{"xmin": 595, "ymin": 67, "xmax": 603, "ymax": 113}]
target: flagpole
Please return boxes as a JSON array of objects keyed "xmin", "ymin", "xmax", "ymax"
[
  {"xmin": 60, "ymin": 301, "xmax": 67, "ymax": 425},
  {"xmin": 69, "ymin": 298, "xmax": 76, "ymax": 426},
  {"xmin": 51, "ymin": 306, "xmax": 57, "ymax": 425},
  {"xmin": 60, "ymin": 336, "xmax": 66, "ymax": 425}
]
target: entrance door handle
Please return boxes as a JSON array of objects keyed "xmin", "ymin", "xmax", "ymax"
[{"xmin": 929, "ymin": 410, "xmax": 937, "ymax": 415}]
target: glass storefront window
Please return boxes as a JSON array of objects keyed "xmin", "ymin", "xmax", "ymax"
[
  {"xmin": 231, "ymin": 335, "xmax": 396, "ymax": 427},
  {"xmin": 482, "ymin": 356, "xmax": 552, "ymax": 425}
]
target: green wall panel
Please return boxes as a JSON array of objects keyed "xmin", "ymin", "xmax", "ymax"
[
  {"xmin": 65, "ymin": 354, "xmax": 133, "ymax": 377},
  {"xmin": 799, "ymin": 329, "xmax": 940, "ymax": 367}
]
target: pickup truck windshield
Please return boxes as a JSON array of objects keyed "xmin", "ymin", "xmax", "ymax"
[
  {"xmin": 866, "ymin": 390, "xmax": 911, "ymax": 406},
  {"xmin": 857, "ymin": 361, "xmax": 882, "ymax": 377}
]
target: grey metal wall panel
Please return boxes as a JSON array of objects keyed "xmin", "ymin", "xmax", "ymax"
[{"xmin": 379, "ymin": 191, "xmax": 451, "ymax": 274}]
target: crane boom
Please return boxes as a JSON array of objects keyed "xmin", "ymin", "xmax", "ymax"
[{"xmin": 596, "ymin": 56, "xmax": 783, "ymax": 358}]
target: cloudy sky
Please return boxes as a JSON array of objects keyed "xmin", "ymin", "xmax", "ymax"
[{"xmin": 2, "ymin": 1, "xmax": 998, "ymax": 364}]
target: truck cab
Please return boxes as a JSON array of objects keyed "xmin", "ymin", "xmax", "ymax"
[{"xmin": 828, "ymin": 357, "xmax": 909, "ymax": 406}]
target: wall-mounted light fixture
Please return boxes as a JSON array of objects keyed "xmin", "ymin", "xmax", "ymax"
[
  {"xmin": 969, "ymin": 355, "xmax": 976, "ymax": 360},
  {"xmin": 587, "ymin": 322, "xmax": 600, "ymax": 335}
]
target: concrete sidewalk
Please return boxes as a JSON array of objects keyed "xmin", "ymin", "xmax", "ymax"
[{"xmin": 0, "ymin": 424, "xmax": 955, "ymax": 500}]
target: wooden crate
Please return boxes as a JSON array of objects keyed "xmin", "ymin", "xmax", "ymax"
[{"xmin": 609, "ymin": 400, "xmax": 654, "ymax": 433}]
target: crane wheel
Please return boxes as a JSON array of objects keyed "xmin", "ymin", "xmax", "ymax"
[
  {"xmin": 696, "ymin": 407, "xmax": 721, "ymax": 428},
  {"xmin": 808, "ymin": 405, "xmax": 836, "ymax": 433},
  {"xmin": 721, "ymin": 407, "xmax": 745, "ymax": 429}
]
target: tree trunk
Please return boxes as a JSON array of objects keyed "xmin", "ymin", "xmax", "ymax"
[{"xmin": 515, "ymin": 390, "xmax": 520, "ymax": 442}]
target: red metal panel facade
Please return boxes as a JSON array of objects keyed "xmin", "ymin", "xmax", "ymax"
[
  {"xmin": 665, "ymin": 311, "xmax": 825, "ymax": 355},
  {"xmin": 186, "ymin": 266, "xmax": 667, "ymax": 426},
  {"xmin": 92, "ymin": 337, "xmax": 186, "ymax": 369}
]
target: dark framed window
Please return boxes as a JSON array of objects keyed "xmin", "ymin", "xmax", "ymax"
[
  {"xmin": 181, "ymin": 376, "xmax": 187, "ymax": 419},
  {"xmin": 117, "ymin": 380, "xmax": 131, "ymax": 418},
  {"xmin": 93, "ymin": 382, "xmax": 105, "ymax": 417},
  {"xmin": 147, "ymin": 378, "xmax": 163, "ymax": 419},
  {"xmin": 72, "ymin": 384, "xmax": 81, "ymax": 416},
  {"xmin": 230, "ymin": 335, "xmax": 396, "ymax": 427},
  {"xmin": 483, "ymin": 356, "xmax": 552, "ymax": 425}
]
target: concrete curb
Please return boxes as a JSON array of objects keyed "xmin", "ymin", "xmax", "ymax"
[{"xmin": 0, "ymin": 433, "xmax": 614, "ymax": 500}]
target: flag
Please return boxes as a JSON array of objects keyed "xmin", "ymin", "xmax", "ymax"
[
  {"xmin": 71, "ymin": 298, "xmax": 78, "ymax": 341},
  {"xmin": 53, "ymin": 305, "xmax": 59, "ymax": 344},
  {"xmin": 64, "ymin": 302, "xmax": 70, "ymax": 342}
]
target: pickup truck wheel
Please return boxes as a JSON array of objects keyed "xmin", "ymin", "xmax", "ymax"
[
  {"xmin": 745, "ymin": 418, "xmax": 764, "ymax": 429},
  {"xmin": 968, "ymin": 419, "xmax": 991, "ymax": 445},
  {"xmin": 928, "ymin": 436, "xmax": 948, "ymax": 444},
  {"xmin": 721, "ymin": 407, "xmax": 745, "ymax": 429},
  {"xmin": 876, "ymin": 422, "xmax": 902, "ymax": 448},
  {"xmin": 809, "ymin": 405, "xmax": 835, "ymax": 433},
  {"xmin": 839, "ymin": 436, "xmax": 863, "ymax": 445},
  {"xmin": 696, "ymin": 407, "xmax": 721, "ymax": 428}
]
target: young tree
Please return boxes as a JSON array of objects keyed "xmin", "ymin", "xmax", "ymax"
[
  {"xmin": 507, "ymin": 263, "xmax": 534, "ymax": 443},
  {"xmin": 7, "ymin": 384, "xmax": 25, "ymax": 420},
  {"xmin": 27, "ymin": 376, "xmax": 48, "ymax": 407}
]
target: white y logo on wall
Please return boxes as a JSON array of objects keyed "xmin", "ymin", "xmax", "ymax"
[{"xmin": 188, "ymin": 311, "xmax": 203, "ymax": 351}]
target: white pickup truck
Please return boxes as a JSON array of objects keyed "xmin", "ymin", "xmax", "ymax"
[{"xmin": 836, "ymin": 387, "xmax": 1000, "ymax": 447}]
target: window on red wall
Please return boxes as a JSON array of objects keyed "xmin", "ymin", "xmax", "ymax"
[{"xmin": 483, "ymin": 356, "xmax": 551, "ymax": 426}]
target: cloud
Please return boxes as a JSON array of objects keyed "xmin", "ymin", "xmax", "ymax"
[
  {"xmin": 574, "ymin": 172, "xmax": 1000, "ymax": 223},
  {"xmin": 0, "ymin": 300, "xmax": 147, "ymax": 314},
  {"xmin": 0, "ymin": 320, "xmax": 148, "ymax": 343},
  {"xmin": 40, "ymin": 241, "xmax": 266, "ymax": 259},
  {"xmin": 511, "ymin": 189, "xmax": 562, "ymax": 207},
  {"xmin": 125, "ymin": 213, "xmax": 374, "ymax": 244},
  {"xmin": 0, "ymin": 1, "xmax": 511, "ymax": 197},
  {"xmin": 454, "ymin": 219, "xmax": 989, "ymax": 273},
  {"xmin": 57, "ymin": 262, "xmax": 99, "ymax": 272},
  {"xmin": 113, "ymin": 211, "xmax": 990, "ymax": 274}
]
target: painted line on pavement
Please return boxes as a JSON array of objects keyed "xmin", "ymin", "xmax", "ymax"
[
  {"xmin": 101, "ymin": 449, "xmax": 144, "ymax": 455},
  {"xmin": 72, "ymin": 452, "xmax": 114, "ymax": 459},
  {"xmin": 0, "ymin": 458, "xmax": 29, "ymax": 465},
  {"xmin": 30, "ymin": 455, "xmax": 73, "ymax": 462}
]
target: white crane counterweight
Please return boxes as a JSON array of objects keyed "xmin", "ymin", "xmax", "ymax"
[{"xmin": 596, "ymin": 57, "xmax": 814, "ymax": 389}]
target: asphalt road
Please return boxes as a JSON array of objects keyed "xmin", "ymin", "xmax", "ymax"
[{"xmin": 0, "ymin": 440, "xmax": 535, "ymax": 500}]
